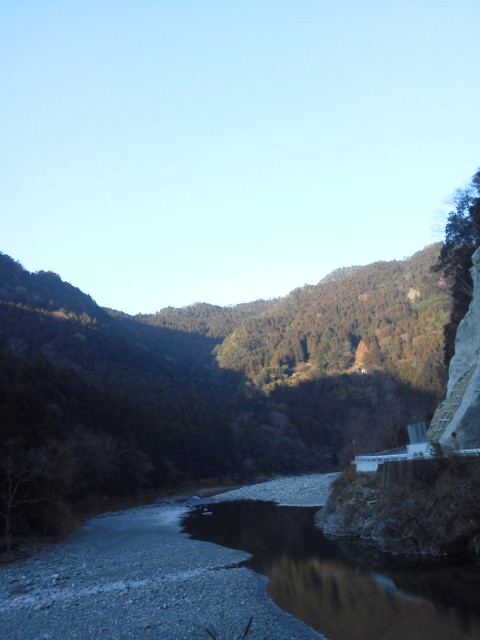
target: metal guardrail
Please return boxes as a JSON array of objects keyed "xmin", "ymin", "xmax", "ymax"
[
  {"xmin": 355, "ymin": 447, "xmax": 480, "ymax": 466},
  {"xmin": 355, "ymin": 453, "xmax": 408, "ymax": 463}
]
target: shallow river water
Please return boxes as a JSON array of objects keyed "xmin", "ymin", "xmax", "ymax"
[{"xmin": 182, "ymin": 500, "xmax": 480, "ymax": 640}]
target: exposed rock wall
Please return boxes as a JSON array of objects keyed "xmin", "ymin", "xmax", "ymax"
[{"xmin": 436, "ymin": 247, "xmax": 480, "ymax": 449}]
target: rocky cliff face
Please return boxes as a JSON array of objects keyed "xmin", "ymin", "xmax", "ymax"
[{"xmin": 430, "ymin": 247, "xmax": 480, "ymax": 449}]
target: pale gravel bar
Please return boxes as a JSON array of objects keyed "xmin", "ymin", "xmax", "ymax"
[
  {"xmin": 0, "ymin": 473, "xmax": 338, "ymax": 640},
  {"xmin": 212, "ymin": 472, "xmax": 339, "ymax": 507}
]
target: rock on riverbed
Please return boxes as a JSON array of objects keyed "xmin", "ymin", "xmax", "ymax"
[{"xmin": 0, "ymin": 474, "xmax": 337, "ymax": 640}]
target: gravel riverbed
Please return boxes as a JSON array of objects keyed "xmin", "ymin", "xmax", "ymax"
[{"xmin": 0, "ymin": 473, "xmax": 338, "ymax": 640}]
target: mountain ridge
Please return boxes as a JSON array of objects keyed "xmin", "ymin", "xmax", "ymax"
[{"xmin": 213, "ymin": 243, "xmax": 449, "ymax": 392}]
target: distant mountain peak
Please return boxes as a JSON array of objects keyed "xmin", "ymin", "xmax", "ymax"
[{"xmin": 318, "ymin": 265, "xmax": 362, "ymax": 285}]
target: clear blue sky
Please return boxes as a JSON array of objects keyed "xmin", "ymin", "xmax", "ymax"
[{"xmin": 1, "ymin": 1, "xmax": 479, "ymax": 314}]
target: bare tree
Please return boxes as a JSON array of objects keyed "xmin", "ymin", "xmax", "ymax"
[{"xmin": 0, "ymin": 442, "xmax": 48, "ymax": 553}]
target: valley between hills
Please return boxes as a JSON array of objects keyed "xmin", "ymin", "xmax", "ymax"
[{"xmin": 0, "ymin": 242, "xmax": 452, "ymax": 551}]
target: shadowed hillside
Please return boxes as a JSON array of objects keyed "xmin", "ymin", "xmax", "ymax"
[{"xmin": 0, "ymin": 255, "xmax": 310, "ymax": 551}]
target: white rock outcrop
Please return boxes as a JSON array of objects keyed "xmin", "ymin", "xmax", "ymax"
[{"xmin": 436, "ymin": 247, "xmax": 480, "ymax": 449}]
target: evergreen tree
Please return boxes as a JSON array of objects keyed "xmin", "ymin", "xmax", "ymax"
[{"xmin": 437, "ymin": 167, "xmax": 480, "ymax": 362}]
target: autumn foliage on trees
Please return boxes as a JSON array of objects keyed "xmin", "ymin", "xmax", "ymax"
[{"xmin": 215, "ymin": 243, "xmax": 450, "ymax": 397}]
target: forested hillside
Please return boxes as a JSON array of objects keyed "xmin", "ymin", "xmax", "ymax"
[
  {"xmin": 139, "ymin": 244, "xmax": 451, "ymax": 467},
  {"xmin": 0, "ymin": 254, "xmax": 314, "ymax": 551},
  {"xmin": 0, "ymin": 243, "xmax": 452, "ymax": 551},
  {"xmin": 136, "ymin": 300, "xmax": 275, "ymax": 339},
  {"xmin": 215, "ymin": 243, "xmax": 450, "ymax": 395}
]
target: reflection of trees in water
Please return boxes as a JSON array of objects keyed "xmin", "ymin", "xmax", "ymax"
[
  {"xmin": 183, "ymin": 501, "xmax": 480, "ymax": 640},
  {"xmin": 183, "ymin": 501, "xmax": 317, "ymax": 557},
  {"xmin": 265, "ymin": 554, "xmax": 479, "ymax": 640}
]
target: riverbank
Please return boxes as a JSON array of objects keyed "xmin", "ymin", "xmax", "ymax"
[
  {"xmin": 317, "ymin": 461, "xmax": 480, "ymax": 556},
  {"xmin": 0, "ymin": 473, "xmax": 337, "ymax": 640}
]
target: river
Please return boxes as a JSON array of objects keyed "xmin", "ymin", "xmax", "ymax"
[{"xmin": 182, "ymin": 499, "xmax": 480, "ymax": 640}]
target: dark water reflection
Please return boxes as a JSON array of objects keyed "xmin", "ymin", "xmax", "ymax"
[{"xmin": 181, "ymin": 500, "xmax": 480, "ymax": 640}]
